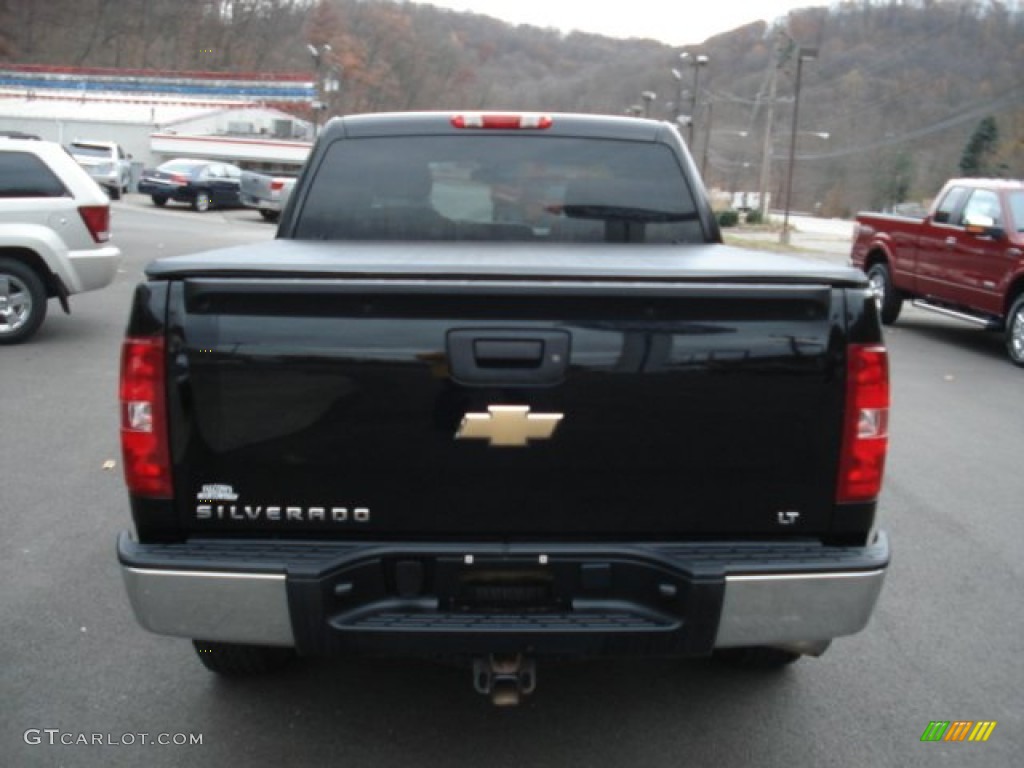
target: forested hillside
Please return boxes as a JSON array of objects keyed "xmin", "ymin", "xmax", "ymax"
[{"xmin": 2, "ymin": 0, "xmax": 1021, "ymax": 212}]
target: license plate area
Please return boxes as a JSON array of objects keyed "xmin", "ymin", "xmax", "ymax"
[{"xmin": 453, "ymin": 567, "xmax": 563, "ymax": 613}]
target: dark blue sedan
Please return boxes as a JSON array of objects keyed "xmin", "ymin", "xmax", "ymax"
[{"xmin": 137, "ymin": 159, "xmax": 243, "ymax": 212}]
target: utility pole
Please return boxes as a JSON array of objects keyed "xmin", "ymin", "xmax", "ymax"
[
  {"xmin": 689, "ymin": 55, "xmax": 708, "ymax": 147},
  {"xmin": 781, "ymin": 47, "xmax": 818, "ymax": 244},
  {"xmin": 757, "ymin": 63, "xmax": 777, "ymax": 218},
  {"xmin": 676, "ymin": 52, "xmax": 708, "ymax": 149},
  {"xmin": 701, "ymin": 101, "xmax": 713, "ymax": 180},
  {"xmin": 759, "ymin": 30, "xmax": 795, "ymax": 219}
]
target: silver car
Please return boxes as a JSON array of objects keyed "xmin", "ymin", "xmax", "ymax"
[{"xmin": 67, "ymin": 140, "xmax": 132, "ymax": 200}]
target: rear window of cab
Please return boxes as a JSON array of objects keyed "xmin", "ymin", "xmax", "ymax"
[{"xmin": 295, "ymin": 135, "xmax": 702, "ymax": 244}]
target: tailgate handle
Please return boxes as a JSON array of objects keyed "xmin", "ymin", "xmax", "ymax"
[
  {"xmin": 474, "ymin": 340, "xmax": 543, "ymax": 368},
  {"xmin": 448, "ymin": 330, "xmax": 570, "ymax": 386}
]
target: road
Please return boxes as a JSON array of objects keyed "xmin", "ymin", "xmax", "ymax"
[{"xmin": 2, "ymin": 199, "xmax": 1020, "ymax": 767}]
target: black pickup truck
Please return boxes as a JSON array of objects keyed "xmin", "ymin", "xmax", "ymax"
[{"xmin": 117, "ymin": 112, "xmax": 890, "ymax": 704}]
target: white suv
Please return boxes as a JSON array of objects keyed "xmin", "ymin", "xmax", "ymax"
[
  {"xmin": 0, "ymin": 138, "xmax": 122, "ymax": 343},
  {"xmin": 67, "ymin": 140, "xmax": 133, "ymax": 200}
]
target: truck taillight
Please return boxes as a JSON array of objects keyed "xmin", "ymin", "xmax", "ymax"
[
  {"xmin": 270, "ymin": 179, "xmax": 285, "ymax": 191},
  {"xmin": 837, "ymin": 344, "xmax": 890, "ymax": 503},
  {"xmin": 120, "ymin": 336, "xmax": 172, "ymax": 498},
  {"xmin": 451, "ymin": 113, "xmax": 553, "ymax": 130},
  {"xmin": 78, "ymin": 205, "xmax": 110, "ymax": 243}
]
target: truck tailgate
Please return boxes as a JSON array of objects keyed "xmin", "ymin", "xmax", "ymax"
[{"xmin": 166, "ymin": 275, "xmax": 848, "ymax": 539}]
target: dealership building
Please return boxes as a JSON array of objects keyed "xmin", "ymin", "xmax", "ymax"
[{"xmin": 0, "ymin": 65, "xmax": 316, "ymax": 178}]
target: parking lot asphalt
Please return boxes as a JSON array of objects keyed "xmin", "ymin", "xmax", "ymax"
[{"xmin": 2, "ymin": 201, "xmax": 1019, "ymax": 768}]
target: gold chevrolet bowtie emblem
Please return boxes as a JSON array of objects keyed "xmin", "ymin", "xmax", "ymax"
[{"xmin": 456, "ymin": 405, "xmax": 564, "ymax": 447}]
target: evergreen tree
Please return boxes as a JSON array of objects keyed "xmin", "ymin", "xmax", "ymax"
[
  {"xmin": 959, "ymin": 116, "xmax": 1000, "ymax": 177},
  {"xmin": 874, "ymin": 149, "xmax": 914, "ymax": 211}
]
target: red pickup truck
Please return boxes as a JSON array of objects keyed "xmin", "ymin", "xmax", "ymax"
[{"xmin": 851, "ymin": 178, "xmax": 1024, "ymax": 366}]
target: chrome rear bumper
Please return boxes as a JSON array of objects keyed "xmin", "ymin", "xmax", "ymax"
[{"xmin": 119, "ymin": 532, "xmax": 889, "ymax": 654}]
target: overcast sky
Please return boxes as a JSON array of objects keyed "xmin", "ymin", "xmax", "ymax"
[{"xmin": 415, "ymin": 1, "xmax": 830, "ymax": 46}]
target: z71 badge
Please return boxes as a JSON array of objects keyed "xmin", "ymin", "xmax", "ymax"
[{"xmin": 197, "ymin": 483, "xmax": 239, "ymax": 502}]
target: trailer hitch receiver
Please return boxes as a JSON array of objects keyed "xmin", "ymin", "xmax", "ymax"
[{"xmin": 472, "ymin": 654, "xmax": 537, "ymax": 706}]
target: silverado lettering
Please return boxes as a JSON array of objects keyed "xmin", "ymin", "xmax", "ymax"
[
  {"xmin": 117, "ymin": 111, "xmax": 891, "ymax": 705},
  {"xmin": 195, "ymin": 506, "xmax": 370, "ymax": 523}
]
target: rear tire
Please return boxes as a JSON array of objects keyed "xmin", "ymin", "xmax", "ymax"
[
  {"xmin": 192, "ymin": 640, "xmax": 295, "ymax": 676},
  {"xmin": 713, "ymin": 646, "xmax": 802, "ymax": 669},
  {"xmin": 0, "ymin": 257, "xmax": 48, "ymax": 345},
  {"xmin": 1006, "ymin": 294, "xmax": 1024, "ymax": 367},
  {"xmin": 259, "ymin": 209, "xmax": 280, "ymax": 222},
  {"xmin": 866, "ymin": 262, "xmax": 902, "ymax": 325},
  {"xmin": 151, "ymin": 195, "xmax": 168, "ymax": 207},
  {"xmin": 108, "ymin": 185, "xmax": 121, "ymax": 201}
]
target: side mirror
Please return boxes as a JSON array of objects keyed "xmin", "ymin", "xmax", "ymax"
[{"xmin": 963, "ymin": 214, "xmax": 1003, "ymax": 239}]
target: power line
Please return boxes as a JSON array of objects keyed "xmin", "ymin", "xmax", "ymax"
[{"xmin": 786, "ymin": 86, "xmax": 1024, "ymax": 161}]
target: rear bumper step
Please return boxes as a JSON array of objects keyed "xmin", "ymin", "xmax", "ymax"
[{"xmin": 118, "ymin": 532, "xmax": 889, "ymax": 657}]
